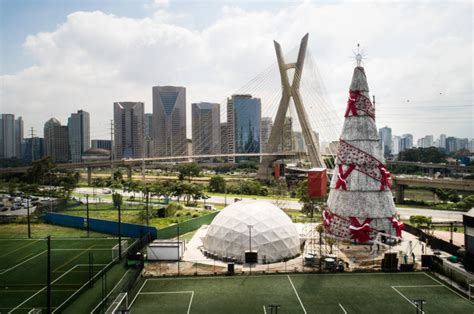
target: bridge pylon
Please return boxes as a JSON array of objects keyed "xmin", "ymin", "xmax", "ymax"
[{"xmin": 257, "ymin": 33, "xmax": 325, "ymax": 180}]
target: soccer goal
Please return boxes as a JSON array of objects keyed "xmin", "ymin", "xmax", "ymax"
[
  {"xmin": 112, "ymin": 240, "xmax": 129, "ymax": 260},
  {"xmin": 105, "ymin": 292, "xmax": 129, "ymax": 314}
]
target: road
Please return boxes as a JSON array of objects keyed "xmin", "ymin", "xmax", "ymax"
[{"xmin": 74, "ymin": 187, "xmax": 466, "ymax": 222}]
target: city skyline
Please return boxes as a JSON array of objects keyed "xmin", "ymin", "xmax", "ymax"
[{"xmin": 0, "ymin": 1, "xmax": 472, "ymax": 141}]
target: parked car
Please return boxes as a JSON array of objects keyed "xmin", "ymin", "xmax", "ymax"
[{"xmin": 0, "ymin": 207, "xmax": 8, "ymax": 212}]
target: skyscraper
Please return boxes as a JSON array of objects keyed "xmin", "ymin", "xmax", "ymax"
[
  {"xmin": 91, "ymin": 139, "xmax": 112, "ymax": 151},
  {"xmin": 226, "ymin": 94, "xmax": 261, "ymax": 163},
  {"xmin": 260, "ymin": 117, "xmax": 273, "ymax": 153},
  {"xmin": 401, "ymin": 134, "xmax": 413, "ymax": 151},
  {"xmin": 114, "ymin": 102, "xmax": 144, "ymax": 159},
  {"xmin": 0, "ymin": 114, "xmax": 20, "ymax": 158},
  {"xmin": 14, "ymin": 117, "xmax": 23, "ymax": 158},
  {"xmin": 68, "ymin": 110, "xmax": 90, "ymax": 162},
  {"xmin": 143, "ymin": 113, "xmax": 154, "ymax": 157},
  {"xmin": 220, "ymin": 122, "xmax": 228, "ymax": 156},
  {"xmin": 21, "ymin": 137, "xmax": 44, "ymax": 163},
  {"xmin": 192, "ymin": 102, "xmax": 221, "ymax": 156},
  {"xmin": 392, "ymin": 135, "xmax": 401, "ymax": 155},
  {"xmin": 378, "ymin": 126, "xmax": 392, "ymax": 157},
  {"xmin": 44, "ymin": 118, "xmax": 70, "ymax": 163},
  {"xmin": 439, "ymin": 134, "xmax": 446, "ymax": 149},
  {"xmin": 152, "ymin": 86, "xmax": 187, "ymax": 157}
]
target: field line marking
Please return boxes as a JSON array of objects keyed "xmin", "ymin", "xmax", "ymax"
[
  {"xmin": 263, "ymin": 305, "xmax": 267, "ymax": 314},
  {"xmin": 129, "ymin": 279, "xmax": 148, "ymax": 309},
  {"xmin": 144, "ymin": 272, "xmax": 426, "ymax": 282},
  {"xmin": 0, "ymin": 239, "xmax": 41, "ymax": 258},
  {"xmin": 423, "ymin": 272, "xmax": 473, "ymax": 304},
  {"xmin": 287, "ymin": 275, "xmax": 307, "ymax": 314},
  {"xmin": 53, "ymin": 245, "xmax": 94, "ymax": 272},
  {"xmin": 0, "ymin": 250, "xmax": 46, "ymax": 275},
  {"xmin": 391, "ymin": 286, "xmax": 423, "ymax": 313},
  {"xmin": 90, "ymin": 269, "xmax": 132, "ymax": 314},
  {"xmin": 392, "ymin": 285, "xmax": 442, "ymax": 288},
  {"xmin": 339, "ymin": 303, "xmax": 347, "ymax": 314},
  {"xmin": 8, "ymin": 265, "xmax": 79, "ymax": 313},
  {"xmin": 187, "ymin": 291, "xmax": 194, "ymax": 314},
  {"xmin": 139, "ymin": 291, "xmax": 194, "ymax": 295}
]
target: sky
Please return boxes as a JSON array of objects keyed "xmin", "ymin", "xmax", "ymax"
[{"xmin": 0, "ymin": 0, "xmax": 473, "ymax": 142}]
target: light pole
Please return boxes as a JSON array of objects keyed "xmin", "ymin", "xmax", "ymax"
[
  {"xmin": 248, "ymin": 225, "xmax": 253, "ymax": 275},
  {"xmin": 177, "ymin": 226, "xmax": 180, "ymax": 276}
]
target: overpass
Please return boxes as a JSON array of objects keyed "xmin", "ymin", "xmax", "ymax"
[
  {"xmin": 391, "ymin": 175, "xmax": 474, "ymax": 203},
  {"xmin": 387, "ymin": 160, "xmax": 474, "ymax": 173},
  {"xmin": 0, "ymin": 152, "xmax": 300, "ymax": 184}
]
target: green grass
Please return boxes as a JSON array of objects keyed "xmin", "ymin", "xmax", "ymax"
[
  {"xmin": 0, "ymin": 237, "xmax": 133, "ymax": 313},
  {"xmin": 206, "ymin": 191, "xmax": 298, "ymax": 201},
  {"xmin": 0, "ymin": 223, "xmax": 109, "ymax": 238},
  {"xmin": 61, "ymin": 208, "xmax": 215, "ymax": 229},
  {"xmin": 129, "ymin": 273, "xmax": 473, "ymax": 314}
]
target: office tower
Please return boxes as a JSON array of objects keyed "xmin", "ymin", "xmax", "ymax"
[
  {"xmin": 468, "ymin": 139, "xmax": 474, "ymax": 153},
  {"xmin": 226, "ymin": 94, "xmax": 261, "ymax": 163},
  {"xmin": 1, "ymin": 114, "xmax": 15, "ymax": 158},
  {"xmin": 220, "ymin": 122, "xmax": 228, "ymax": 155},
  {"xmin": 260, "ymin": 117, "xmax": 273, "ymax": 153},
  {"xmin": 152, "ymin": 86, "xmax": 186, "ymax": 157},
  {"xmin": 439, "ymin": 134, "xmax": 446, "ymax": 149},
  {"xmin": 192, "ymin": 102, "xmax": 221, "ymax": 156},
  {"xmin": 68, "ymin": 110, "xmax": 90, "ymax": 162},
  {"xmin": 378, "ymin": 126, "xmax": 392, "ymax": 157},
  {"xmin": 401, "ymin": 134, "xmax": 413, "ymax": 151},
  {"xmin": 91, "ymin": 139, "xmax": 112, "ymax": 151},
  {"xmin": 293, "ymin": 131, "xmax": 305, "ymax": 152},
  {"xmin": 14, "ymin": 117, "xmax": 23, "ymax": 158},
  {"xmin": 44, "ymin": 118, "xmax": 70, "ymax": 163},
  {"xmin": 114, "ymin": 102, "xmax": 144, "ymax": 159},
  {"xmin": 143, "ymin": 113, "xmax": 154, "ymax": 157},
  {"xmin": 392, "ymin": 135, "xmax": 401, "ymax": 155},
  {"xmin": 417, "ymin": 135, "xmax": 434, "ymax": 148},
  {"xmin": 21, "ymin": 137, "xmax": 44, "ymax": 163}
]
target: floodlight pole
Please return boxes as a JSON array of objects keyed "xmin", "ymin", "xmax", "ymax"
[
  {"xmin": 86, "ymin": 194, "xmax": 90, "ymax": 237},
  {"xmin": 46, "ymin": 235, "xmax": 52, "ymax": 314},
  {"xmin": 146, "ymin": 191, "xmax": 150, "ymax": 226},
  {"xmin": 118, "ymin": 204, "xmax": 122, "ymax": 260},
  {"xmin": 177, "ymin": 226, "xmax": 180, "ymax": 276}
]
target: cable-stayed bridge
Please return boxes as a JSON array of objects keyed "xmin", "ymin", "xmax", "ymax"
[{"xmin": 1, "ymin": 34, "xmax": 342, "ymax": 181}]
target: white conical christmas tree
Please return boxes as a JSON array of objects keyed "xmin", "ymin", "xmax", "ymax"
[{"xmin": 323, "ymin": 65, "xmax": 403, "ymax": 243}]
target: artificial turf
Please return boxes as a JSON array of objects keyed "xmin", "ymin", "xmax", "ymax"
[
  {"xmin": 129, "ymin": 272, "xmax": 473, "ymax": 314},
  {"xmin": 0, "ymin": 237, "xmax": 131, "ymax": 313}
]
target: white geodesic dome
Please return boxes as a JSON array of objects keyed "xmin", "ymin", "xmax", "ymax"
[{"xmin": 202, "ymin": 200, "xmax": 301, "ymax": 263}]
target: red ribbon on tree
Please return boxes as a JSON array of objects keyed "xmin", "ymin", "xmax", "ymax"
[
  {"xmin": 322, "ymin": 209, "xmax": 333, "ymax": 227},
  {"xmin": 390, "ymin": 217, "xmax": 404, "ymax": 237},
  {"xmin": 344, "ymin": 90, "xmax": 360, "ymax": 117},
  {"xmin": 379, "ymin": 166, "xmax": 392, "ymax": 191},
  {"xmin": 335, "ymin": 164, "xmax": 356, "ymax": 190},
  {"xmin": 349, "ymin": 217, "xmax": 372, "ymax": 243}
]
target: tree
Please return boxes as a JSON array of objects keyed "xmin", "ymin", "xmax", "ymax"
[
  {"xmin": 296, "ymin": 179, "xmax": 324, "ymax": 217},
  {"xmin": 398, "ymin": 147, "xmax": 446, "ymax": 163},
  {"xmin": 176, "ymin": 163, "xmax": 201, "ymax": 182},
  {"xmin": 208, "ymin": 175, "xmax": 226, "ymax": 193},
  {"xmin": 112, "ymin": 192, "xmax": 123, "ymax": 210}
]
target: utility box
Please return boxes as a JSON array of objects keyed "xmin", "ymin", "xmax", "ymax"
[
  {"xmin": 245, "ymin": 251, "xmax": 258, "ymax": 263},
  {"xmin": 147, "ymin": 240, "xmax": 185, "ymax": 261},
  {"xmin": 307, "ymin": 168, "xmax": 327, "ymax": 197}
]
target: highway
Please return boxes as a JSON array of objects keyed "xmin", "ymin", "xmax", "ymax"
[{"xmin": 74, "ymin": 187, "xmax": 466, "ymax": 222}]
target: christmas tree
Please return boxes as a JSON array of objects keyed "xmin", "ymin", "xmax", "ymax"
[{"xmin": 323, "ymin": 62, "xmax": 404, "ymax": 243}]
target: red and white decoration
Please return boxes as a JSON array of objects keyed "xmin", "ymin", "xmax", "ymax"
[{"xmin": 324, "ymin": 66, "xmax": 403, "ymax": 243}]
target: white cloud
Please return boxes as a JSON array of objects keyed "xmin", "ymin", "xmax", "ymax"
[{"xmin": 1, "ymin": 1, "xmax": 472, "ymax": 140}]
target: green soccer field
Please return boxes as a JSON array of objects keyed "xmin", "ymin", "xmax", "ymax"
[
  {"xmin": 128, "ymin": 272, "xmax": 473, "ymax": 314},
  {"xmin": 0, "ymin": 237, "xmax": 132, "ymax": 313}
]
